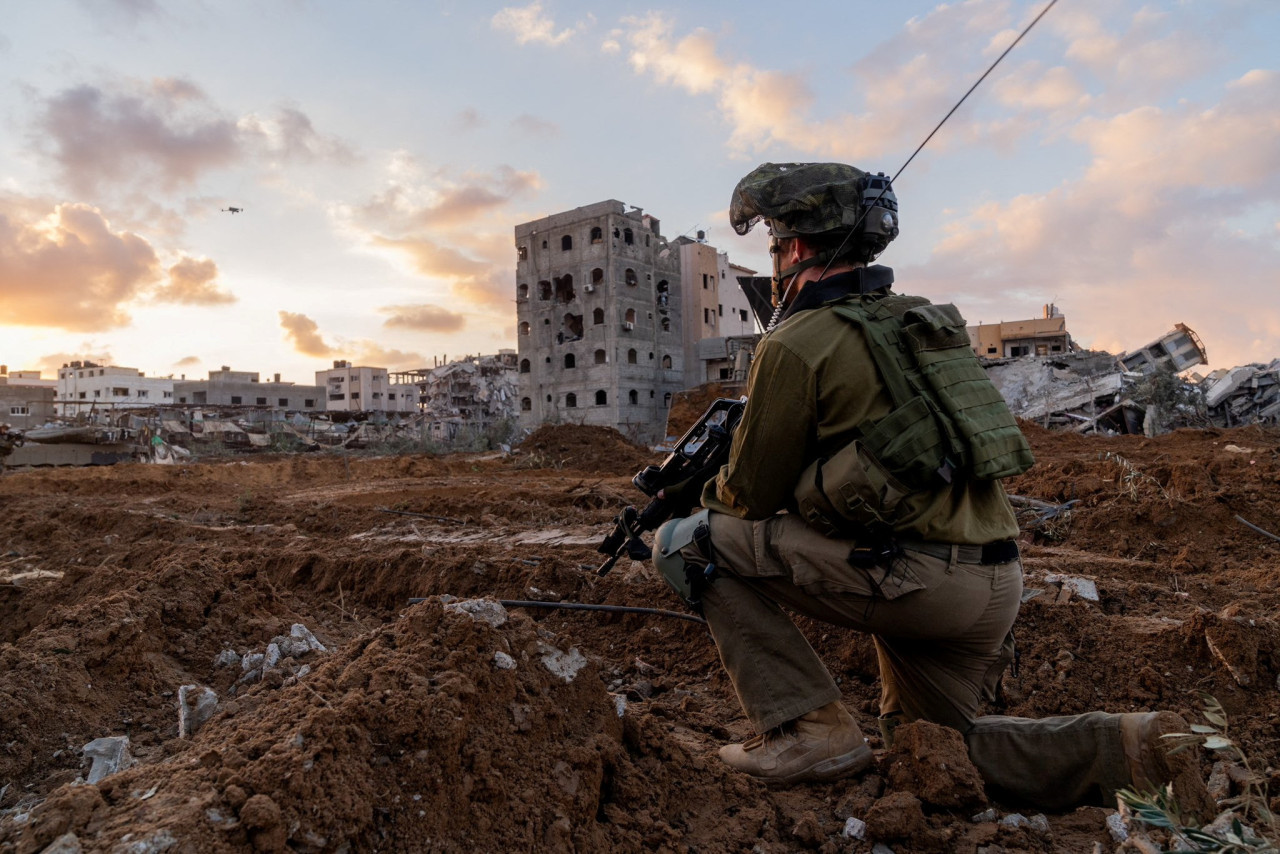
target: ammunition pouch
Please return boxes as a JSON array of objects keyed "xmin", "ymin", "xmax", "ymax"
[{"xmin": 794, "ymin": 439, "xmax": 912, "ymax": 538}]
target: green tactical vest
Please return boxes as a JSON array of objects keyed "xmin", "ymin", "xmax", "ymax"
[{"xmin": 830, "ymin": 294, "xmax": 1034, "ymax": 489}]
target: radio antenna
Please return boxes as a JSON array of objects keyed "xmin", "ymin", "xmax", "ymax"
[{"xmin": 768, "ymin": 0, "xmax": 1062, "ymax": 326}]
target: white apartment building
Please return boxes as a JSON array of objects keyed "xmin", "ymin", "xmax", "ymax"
[
  {"xmin": 315, "ymin": 361, "xmax": 417, "ymax": 413},
  {"xmin": 56, "ymin": 362, "xmax": 175, "ymax": 415}
]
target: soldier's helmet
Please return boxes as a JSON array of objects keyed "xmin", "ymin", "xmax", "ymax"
[{"xmin": 729, "ymin": 162, "xmax": 899, "ymax": 262}]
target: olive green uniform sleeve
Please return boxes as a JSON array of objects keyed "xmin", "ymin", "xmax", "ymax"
[{"xmin": 701, "ymin": 337, "xmax": 816, "ymax": 519}]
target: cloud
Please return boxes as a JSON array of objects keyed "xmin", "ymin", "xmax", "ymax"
[
  {"xmin": 238, "ymin": 106, "xmax": 355, "ymax": 163},
  {"xmin": 277, "ymin": 311, "xmax": 424, "ymax": 368},
  {"xmin": 491, "ymin": 2, "xmax": 581, "ymax": 47},
  {"xmin": 511, "ymin": 114, "xmax": 559, "ymax": 138},
  {"xmin": 278, "ymin": 311, "xmax": 334, "ymax": 357},
  {"xmin": 174, "ymin": 355, "xmax": 201, "ymax": 368},
  {"xmin": 453, "ymin": 108, "xmax": 486, "ymax": 131},
  {"xmin": 341, "ymin": 160, "xmax": 541, "ymax": 308},
  {"xmin": 0, "ymin": 199, "xmax": 160, "ymax": 331},
  {"xmin": 35, "ymin": 348, "xmax": 115, "ymax": 375},
  {"xmin": 155, "ymin": 256, "xmax": 235, "ymax": 305},
  {"xmin": 906, "ymin": 69, "xmax": 1280, "ymax": 370},
  {"xmin": 350, "ymin": 343, "xmax": 424, "ymax": 370},
  {"xmin": 74, "ymin": 0, "xmax": 161, "ymax": 29},
  {"xmin": 32, "ymin": 79, "xmax": 239, "ymax": 195},
  {"xmin": 380, "ymin": 303, "xmax": 466, "ymax": 333}
]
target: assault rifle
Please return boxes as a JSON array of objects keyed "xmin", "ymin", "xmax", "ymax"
[{"xmin": 595, "ymin": 397, "xmax": 745, "ymax": 575}]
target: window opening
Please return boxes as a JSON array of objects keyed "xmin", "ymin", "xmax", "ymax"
[
  {"xmin": 624, "ymin": 268, "xmax": 637, "ymax": 286},
  {"xmin": 565, "ymin": 393, "xmax": 577, "ymax": 408},
  {"xmin": 561, "ymin": 235, "xmax": 573, "ymax": 251},
  {"xmin": 627, "ymin": 349, "xmax": 637, "ymax": 364},
  {"xmin": 517, "ymin": 246, "xmax": 528, "ymax": 261},
  {"xmin": 595, "ymin": 390, "xmax": 607, "ymax": 405},
  {"xmin": 591, "ymin": 267, "xmax": 604, "ymax": 285},
  {"xmin": 594, "ymin": 349, "xmax": 606, "ymax": 364},
  {"xmin": 553, "ymin": 274, "xmax": 575, "ymax": 302},
  {"xmin": 661, "ymin": 355, "xmax": 672, "ymax": 369},
  {"xmin": 590, "ymin": 226, "xmax": 603, "ymax": 244},
  {"xmin": 564, "ymin": 353, "xmax": 576, "ymax": 369},
  {"xmin": 517, "ymin": 283, "xmax": 529, "ymax": 299},
  {"xmin": 628, "ymin": 389, "xmax": 638, "ymax": 405},
  {"xmin": 624, "ymin": 308, "xmax": 636, "ymax": 324},
  {"xmin": 521, "ymin": 397, "xmax": 532, "ymax": 411},
  {"xmin": 623, "ymin": 228, "xmax": 634, "ymax": 245},
  {"xmin": 592, "ymin": 308, "xmax": 605, "ymax": 325},
  {"xmin": 519, "ymin": 359, "xmax": 531, "ymax": 373}
]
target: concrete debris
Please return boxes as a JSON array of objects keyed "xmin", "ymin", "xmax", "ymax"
[
  {"xmin": 1044, "ymin": 573, "xmax": 1101, "ymax": 602},
  {"xmin": 999, "ymin": 813, "xmax": 1030, "ymax": 829},
  {"xmin": 971, "ymin": 808, "xmax": 998, "ymax": 823},
  {"xmin": 233, "ymin": 624, "xmax": 329, "ymax": 687},
  {"xmin": 1206, "ymin": 760, "xmax": 1232, "ymax": 801},
  {"xmin": 842, "ymin": 816, "xmax": 867, "ymax": 839},
  {"xmin": 241, "ymin": 652, "xmax": 265, "ymax": 672},
  {"xmin": 538, "ymin": 642, "xmax": 588, "ymax": 683},
  {"xmin": 610, "ymin": 694, "xmax": 627, "ymax": 718},
  {"xmin": 1105, "ymin": 811, "xmax": 1128, "ymax": 842},
  {"xmin": 444, "ymin": 598, "xmax": 508, "ymax": 627},
  {"xmin": 1029, "ymin": 814, "xmax": 1052, "ymax": 835},
  {"xmin": 177, "ymin": 684, "xmax": 218, "ymax": 738},
  {"xmin": 214, "ymin": 649, "xmax": 240, "ymax": 668},
  {"xmin": 871, "ymin": 844, "xmax": 895, "ymax": 854},
  {"xmin": 1202, "ymin": 810, "xmax": 1258, "ymax": 844},
  {"xmin": 40, "ymin": 832, "xmax": 81, "ymax": 853},
  {"xmin": 114, "ymin": 829, "xmax": 177, "ymax": 853},
  {"xmin": 288, "ymin": 623, "xmax": 327, "ymax": 653},
  {"xmin": 263, "ymin": 643, "xmax": 282, "ymax": 670},
  {"xmin": 82, "ymin": 736, "xmax": 132, "ymax": 784},
  {"xmin": 983, "ymin": 329, "xmax": 1280, "ymax": 433},
  {"xmin": 493, "ymin": 651, "xmax": 517, "ymax": 670}
]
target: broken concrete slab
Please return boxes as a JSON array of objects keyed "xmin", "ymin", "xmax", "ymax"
[
  {"xmin": 178, "ymin": 685, "xmax": 218, "ymax": 738},
  {"xmin": 444, "ymin": 598, "xmax": 508, "ymax": 627},
  {"xmin": 537, "ymin": 642, "xmax": 587, "ymax": 683},
  {"xmin": 1044, "ymin": 573, "xmax": 1100, "ymax": 602},
  {"xmin": 82, "ymin": 735, "xmax": 132, "ymax": 784}
]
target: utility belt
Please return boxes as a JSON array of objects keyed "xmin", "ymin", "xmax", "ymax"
[{"xmin": 897, "ymin": 538, "xmax": 1020, "ymax": 566}]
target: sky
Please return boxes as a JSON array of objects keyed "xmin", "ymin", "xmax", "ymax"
[{"xmin": 1, "ymin": 0, "xmax": 1278, "ymax": 382}]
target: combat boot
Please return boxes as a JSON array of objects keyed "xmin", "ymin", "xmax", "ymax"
[
  {"xmin": 1119, "ymin": 711, "xmax": 1215, "ymax": 819},
  {"xmin": 718, "ymin": 701, "xmax": 873, "ymax": 785}
]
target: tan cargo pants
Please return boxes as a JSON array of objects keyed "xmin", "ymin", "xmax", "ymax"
[{"xmin": 694, "ymin": 511, "xmax": 1133, "ymax": 809}]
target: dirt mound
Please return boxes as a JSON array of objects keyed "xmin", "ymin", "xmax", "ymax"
[
  {"xmin": 2, "ymin": 425, "xmax": 1279, "ymax": 852},
  {"xmin": 516, "ymin": 424, "xmax": 656, "ymax": 476}
]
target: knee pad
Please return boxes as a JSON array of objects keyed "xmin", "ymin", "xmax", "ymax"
[{"xmin": 653, "ymin": 508, "xmax": 716, "ymax": 607}]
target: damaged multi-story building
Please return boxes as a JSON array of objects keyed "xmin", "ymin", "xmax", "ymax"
[
  {"xmin": 514, "ymin": 201, "xmax": 760, "ymax": 443},
  {"xmin": 515, "ymin": 201, "xmax": 686, "ymax": 443},
  {"xmin": 969, "ymin": 305, "xmax": 1074, "ymax": 359}
]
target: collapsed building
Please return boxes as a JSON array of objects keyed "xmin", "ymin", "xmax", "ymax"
[
  {"xmin": 391, "ymin": 352, "xmax": 520, "ymax": 443},
  {"xmin": 983, "ymin": 323, "xmax": 1280, "ymax": 434}
]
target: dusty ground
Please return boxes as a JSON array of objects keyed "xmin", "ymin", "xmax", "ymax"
[{"xmin": 1, "ymin": 423, "xmax": 1278, "ymax": 853}]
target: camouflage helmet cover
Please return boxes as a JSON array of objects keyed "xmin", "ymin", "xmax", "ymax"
[{"xmin": 729, "ymin": 162, "xmax": 870, "ymax": 237}]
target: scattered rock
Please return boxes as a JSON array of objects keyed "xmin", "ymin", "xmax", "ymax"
[
  {"xmin": 444, "ymin": 598, "xmax": 508, "ymax": 627},
  {"xmin": 40, "ymin": 832, "xmax": 82, "ymax": 853},
  {"xmin": 1207, "ymin": 760, "xmax": 1232, "ymax": 801},
  {"xmin": 1044, "ymin": 573, "xmax": 1100, "ymax": 602},
  {"xmin": 82, "ymin": 736, "xmax": 132, "ymax": 784},
  {"xmin": 263, "ymin": 642, "xmax": 282, "ymax": 670},
  {"xmin": 971, "ymin": 809, "xmax": 997, "ymax": 823},
  {"xmin": 884, "ymin": 720, "xmax": 987, "ymax": 810},
  {"xmin": 1105, "ymin": 811, "xmax": 1128, "ymax": 842},
  {"xmin": 115, "ymin": 829, "xmax": 177, "ymax": 853},
  {"xmin": 241, "ymin": 652, "xmax": 265, "ymax": 672},
  {"xmin": 537, "ymin": 642, "xmax": 587, "ymax": 683},
  {"xmin": 1202, "ymin": 809, "xmax": 1258, "ymax": 843},
  {"xmin": 289, "ymin": 623, "xmax": 326, "ymax": 653},
  {"xmin": 609, "ymin": 694, "xmax": 627, "ymax": 718},
  {"xmin": 177, "ymin": 684, "xmax": 218, "ymax": 738},
  {"xmin": 214, "ymin": 649, "xmax": 241, "ymax": 668},
  {"xmin": 1000, "ymin": 813, "xmax": 1029, "ymax": 829},
  {"xmin": 1029, "ymin": 813, "xmax": 1051, "ymax": 835},
  {"xmin": 842, "ymin": 817, "xmax": 866, "ymax": 839},
  {"xmin": 493, "ymin": 651, "xmax": 516, "ymax": 670}
]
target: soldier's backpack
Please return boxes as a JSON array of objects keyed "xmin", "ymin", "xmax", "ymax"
[{"xmin": 794, "ymin": 294, "xmax": 1034, "ymax": 537}]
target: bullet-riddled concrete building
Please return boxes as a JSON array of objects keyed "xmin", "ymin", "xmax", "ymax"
[{"xmin": 515, "ymin": 201, "xmax": 685, "ymax": 443}]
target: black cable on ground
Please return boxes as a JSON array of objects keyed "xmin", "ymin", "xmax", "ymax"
[{"xmin": 407, "ymin": 597, "xmax": 706, "ymax": 625}]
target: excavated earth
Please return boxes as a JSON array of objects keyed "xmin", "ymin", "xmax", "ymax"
[{"xmin": 1, "ymin": 423, "xmax": 1278, "ymax": 853}]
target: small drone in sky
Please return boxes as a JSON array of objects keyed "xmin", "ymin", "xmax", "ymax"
[{"xmin": 221, "ymin": 207, "xmax": 244, "ymax": 214}]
